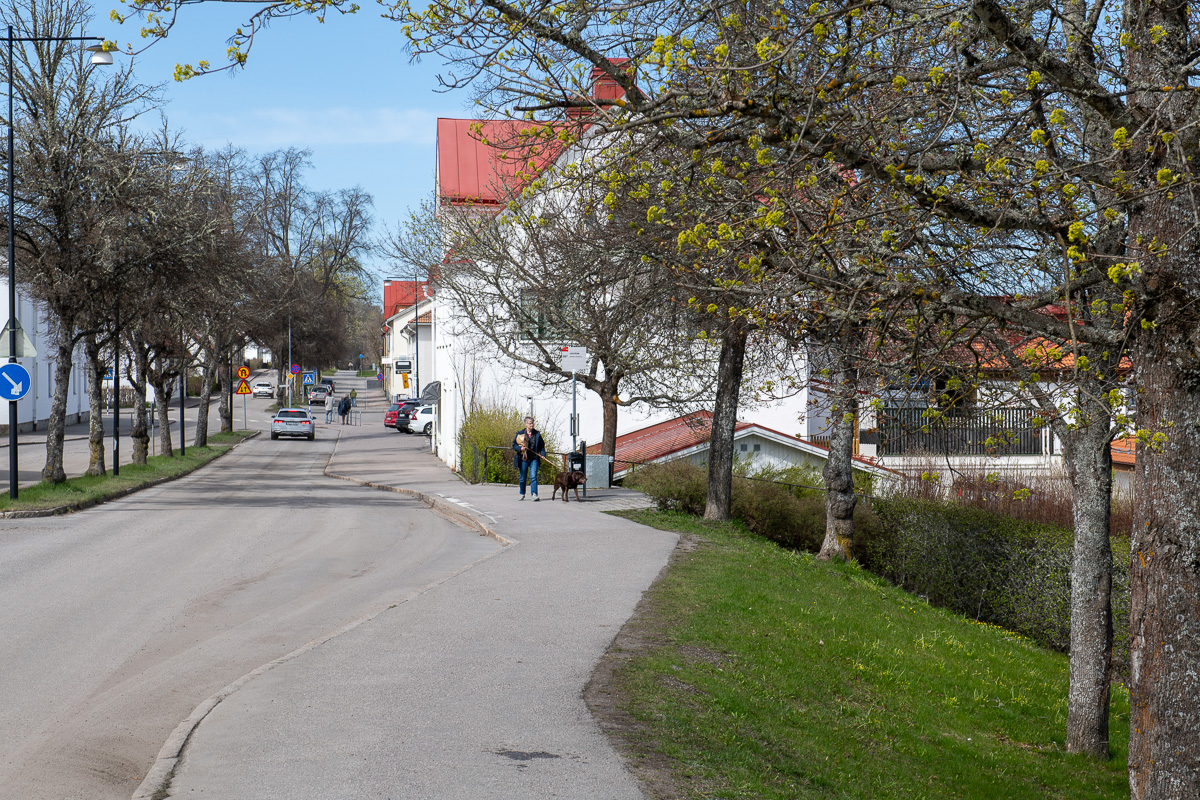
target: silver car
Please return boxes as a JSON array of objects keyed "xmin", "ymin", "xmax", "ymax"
[{"xmin": 271, "ymin": 408, "xmax": 315, "ymax": 440}]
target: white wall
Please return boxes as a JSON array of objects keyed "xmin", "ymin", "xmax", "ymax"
[{"xmin": 0, "ymin": 286, "xmax": 87, "ymax": 432}]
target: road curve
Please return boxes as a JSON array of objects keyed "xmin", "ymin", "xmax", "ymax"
[{"xmin": 0, "ymin": 431, "xmax": 501, "ymax": 800}]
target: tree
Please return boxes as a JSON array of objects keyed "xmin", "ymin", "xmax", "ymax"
[{"xmin": 4, "ymin": 0, "xmax": 154, "ymax": 481}]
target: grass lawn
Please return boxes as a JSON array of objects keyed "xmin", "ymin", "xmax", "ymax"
[
  {"xmin": 603, "ymin": 509, "xmax": 1129, "ymax": 800},
  {"xmin": 0, "ymin": 430, "xmax": 256, "ymax": 513}
]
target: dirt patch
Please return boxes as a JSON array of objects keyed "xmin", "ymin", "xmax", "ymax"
[{"xmin": 584, "ymin": 533, "xmax": 701, "ymax": 800}]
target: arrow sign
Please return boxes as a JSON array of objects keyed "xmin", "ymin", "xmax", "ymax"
[{"xmin": 0, "ymin": 363, "xmax": 30, "ymax": 401}]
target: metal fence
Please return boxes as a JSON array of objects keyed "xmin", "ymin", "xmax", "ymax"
[{"xmin": 879, "ymin": 406, "xmax": 1048, "ymax": 456}]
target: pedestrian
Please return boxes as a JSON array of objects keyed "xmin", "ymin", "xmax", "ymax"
[
  {"xmin": 350, "ymin": 389, "xmax": 357, "ymax": 408},
  {"xmin": 512, "ymin": 416, "xmax": 546, "ymax": 501},
  {"xmin": 338, "ymin": 395, "xmax": 351, "ymax": 425},
  {"xmin": 324, "ymin": 390, "xmax": 336, "ymax": 423}
]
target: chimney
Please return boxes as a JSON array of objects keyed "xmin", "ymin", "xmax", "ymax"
[{"xmin": 566, "ymin": 58, "xmax": 631, "ymax": 121}]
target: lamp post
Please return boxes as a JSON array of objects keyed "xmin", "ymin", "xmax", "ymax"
[{"xmin": 5, "ymin": 31, "xmax": 111, "ymax": 499}]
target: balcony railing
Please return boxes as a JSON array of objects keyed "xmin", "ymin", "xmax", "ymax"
[{"xmin": 878, "ymin": 406, "xmax": 1050, "ymax": 457}]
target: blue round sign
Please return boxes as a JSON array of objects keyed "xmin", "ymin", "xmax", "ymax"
[{"xmin": 0, "ymin": 363, "xmax": 30, "ymax": 401}]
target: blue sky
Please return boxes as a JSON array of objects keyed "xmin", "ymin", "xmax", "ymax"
[{"xmin": 95, "ymin": 1, "xmax": 472, "ymax": 279}]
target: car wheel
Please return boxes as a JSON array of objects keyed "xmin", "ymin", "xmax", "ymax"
[
  {"xmin": 308, "ymin": 433, "xmax": 315, "ymax": 441},
  {"xmin": 423, "ymin": 422, "xmax": 432, "ymax": 435},
  {"xmin": 271, "ymin": 432, "xmax": 278, "ymax": 440}
]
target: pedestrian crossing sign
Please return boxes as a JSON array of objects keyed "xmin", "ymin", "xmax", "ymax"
[
  {"xmin": 302, "ymin": 372, "xmax": 316, "ymax": 385},
  {"xmin": 235, "ymin": 379, "xmax": 252, "ymax": 395}
]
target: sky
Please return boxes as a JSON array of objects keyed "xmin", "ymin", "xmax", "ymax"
[{"xmin": 91, "ymin": 1, "xmax": 475, "ymax": 280}]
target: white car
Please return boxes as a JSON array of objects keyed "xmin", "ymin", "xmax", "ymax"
[
  {"xmin": 252, "ymin": 381, "xmax": 274, "ymax": 398},
  {"xmin": 271, "ymin": 408, "xmax": 315, "ymax": 440}
]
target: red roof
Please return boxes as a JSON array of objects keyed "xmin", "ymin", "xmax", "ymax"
[
  {"xmin": 590, "ymin": 411, "xmax": 888, "ymax": 473},
  {"xmin": 588, "ymin": 411, "xmax": 750, "ymax": 465},
  {"xmin": 436, "ymin": 119, "xmax": 566, "ymax": 206},
  {"xmin": 383, "ymin": 280, "xmax": 431, "ymax": 318},
  {"xmin": 1111, "ymin": 437, "xmax": 1136, "ymax": 467}
]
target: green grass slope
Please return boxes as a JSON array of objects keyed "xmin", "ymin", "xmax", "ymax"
[{"xmin": 607, "ymin": 510, "xmax": 1129, "ymax": 800}]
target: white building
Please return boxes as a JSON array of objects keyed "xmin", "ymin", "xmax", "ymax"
[
  {"xmin": 0, "ymin": 284, "xmax": 88, "ymax": 433},
  {"xmin": 425, "ymin": 114, "xmax": 812, "ymax": 472}
]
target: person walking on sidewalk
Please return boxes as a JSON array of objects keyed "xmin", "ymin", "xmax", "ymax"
[
  {"xmin": 324, "ymin": 391, "xmax": 336, "ymax": 423},
  {"xmin": 512, "ymin": 416, "xmax": 546, "ymax": 501},
  {"xmin": 337, "ymin": 395, "xmax": 351, "ymax": 425}
]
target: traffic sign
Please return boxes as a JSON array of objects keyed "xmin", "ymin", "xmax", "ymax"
[
  {"xmin": 0, "ymin": 363, "xmax": 31, "ymax": 401},
  {"xmin": 235, "ymin": 379, "xmax": 252, "ymax": 395},
  {"xmin": 290, "ymin": 364, "xmax": 301, "ymax": 375},
  {"xmin": 301, "ymin": 372, "xmax": 316, "ymax": 385},
  {"xmin": 237, "ymin": 365, "xmax": 250, "ymax": 379},
  {"xmin": 376, "ymin": 373, "xmax": 383, "ymax": 381}
]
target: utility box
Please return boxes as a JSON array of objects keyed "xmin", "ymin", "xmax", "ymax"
[{"xmin": 584, "ymin": 454, "xmax": 613, "ymax": 489}]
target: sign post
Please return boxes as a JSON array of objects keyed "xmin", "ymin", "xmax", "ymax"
[
  {"xmin": 235, "ymin": 378, "xmax": 252, "ymax": 429},
  {"xmin": 559, "ymin": 346, "xmax": 589, "ymax": 452}
]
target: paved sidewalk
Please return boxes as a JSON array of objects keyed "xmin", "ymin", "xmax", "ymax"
[{"xmin": 147, "ymin": 373, "xmax": 677, "ymax": 799}]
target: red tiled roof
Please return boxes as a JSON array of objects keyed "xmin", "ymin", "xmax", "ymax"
[
  {"xmin": 1111, "ymin": 437, "xmax": 1136, "ymax": 467},
  {"xmin": 587, "ymin": 411, "xmax": 750, "ymax": 465},
  {"xmin": 436, "ymin": 119, "xmax": 567, "ymax": 206},
  {"xmin": 383, "ymin": 280, "xmax": 431, "ymax": 318},
  {"xmin": 587, "ymin": 411, "xmax": 885, "ymax": 474}
]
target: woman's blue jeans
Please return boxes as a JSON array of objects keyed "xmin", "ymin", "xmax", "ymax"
[{"xmin": 518, "ymin": 457, "xmax": 539, "ymax": 496}]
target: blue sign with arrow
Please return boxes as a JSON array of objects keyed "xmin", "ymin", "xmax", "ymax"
[
  {"xmin": 0, "ymin": 363, "xmax": 30, "ymax": 401},
  {"xmin": 301, "ymin": 372, "xmax": 316, "ymax": 385}
]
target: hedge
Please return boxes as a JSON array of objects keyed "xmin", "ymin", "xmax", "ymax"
[{"xmin": 628, "ymin": 459, "xmax": 1131, "ymax": 675}]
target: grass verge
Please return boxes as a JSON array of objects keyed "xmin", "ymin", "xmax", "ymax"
[
  {"xmin": 595, "ymin": 509, "xmax": 1129, "ymax": 800},
  {"xmin": 0, "ymin": 430, "xmax": 256, "ymax": 514}
]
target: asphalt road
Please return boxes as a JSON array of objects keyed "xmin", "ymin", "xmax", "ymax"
[{"xmin": 0, "ymin": 428, "xmax": 502, "ymax": 800}]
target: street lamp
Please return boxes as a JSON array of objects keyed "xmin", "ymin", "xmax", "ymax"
[{"xmin": 6, "ymin": 29, "xmax": 111, "ymax": 499}]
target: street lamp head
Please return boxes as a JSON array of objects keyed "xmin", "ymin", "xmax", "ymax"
[{"xmin": 84, "ymin": 44, "xmax": 114, "ymax": 66}]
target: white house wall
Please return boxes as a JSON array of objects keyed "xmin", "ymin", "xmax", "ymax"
[{"xmin": 0, "ymin": 287, "xmax": 87, "ymax": 432}]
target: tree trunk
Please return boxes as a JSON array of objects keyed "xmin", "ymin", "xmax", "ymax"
[
  {"xmin": 151, "ymin": 368, "xmax": 174, "ymax": 458},
  {"xmin": 219, "ymin": 347, "xmax": 232, "ymax": 433},
  {"xmin": 128, "ymin": 345, "xmax": 150, "ymax": 465},
  {"xmin": 600, "ymin": 381, "xmax": 619, "ymax": 456},
  {"xmin": 83, "ymin": 335, "xmax": 106, "ymax": 477},
  {"xmin": 42, "ymin": 321, "xmax": 76, "ymax": 484},
  {"xmin": 194, "ymin": 344, "xmax": 215, "ymax": 448},
  {"xmin": 704, "ymin": 325, "xmax": 747, "ymax": 521},
  {"xmin": 818, "ymin": 353, "xmax": 858, "ymax": 561},
  {"xmin": 1060, "ymin": 409, "xmax": 1114, "ymax": 759},
  {"xmin": 1128, "ymin": 338, "xmax": 1200, "ymax": 799}
]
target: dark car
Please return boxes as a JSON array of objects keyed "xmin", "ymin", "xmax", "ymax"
[{"xmin": 319, "ymin": 377, "xmax": 336, "ymax": 393}]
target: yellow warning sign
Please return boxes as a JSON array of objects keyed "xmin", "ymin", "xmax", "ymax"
[
  {"xmin": 402, "ymin": 373, "xmax": 410, "ymax": 389},
  {"xmin": 235, "ymin": 379, "xmax": 252, "ymax": 395},
  {"xmin": 237, "ymin": 365, "xmax": 251, "ymax": 379}
]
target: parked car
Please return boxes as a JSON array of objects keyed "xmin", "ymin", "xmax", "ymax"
[
  {"xmin": 399, "ymin": 404, "xmax": 435, "ymax": 435},
  {"xmin": 252, "ymin": 381, "xmax": 274, "ymax": 398},
  {"xmin": 271, "ymin": 408, "xmax": 315, "ymax": 440},
  {"xmin": 308, "ymin": 385, "xmax": 330, "ymax": 404},
  {"xmin": 384, "ymin": 403, "xmax": 401, "ymax": 429}
]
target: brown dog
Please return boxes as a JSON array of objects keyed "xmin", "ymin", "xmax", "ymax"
[{"xmin": 551, "ymin": 470, "xmax": 586, "ymax": 502}]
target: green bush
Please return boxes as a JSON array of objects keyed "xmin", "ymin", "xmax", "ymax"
[
  {"xmin": 858, "ymin": 497, "xmax": 1131, "ymax": 675},
  {"xmin": 626, "ymin": 459, "xmax": 1132, "ymax": 676},
  {"xmin": 458, "ymin": 405, "xmax": 561, "ymax": 485}
]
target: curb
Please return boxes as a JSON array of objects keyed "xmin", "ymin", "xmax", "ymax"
[
  {"xmin": 0, "ymin": 432, "xmax": 260, "ymax": 519},
  {"xmin": 322, "ymin": 432, "xmax": 516, "ymax": 547}
]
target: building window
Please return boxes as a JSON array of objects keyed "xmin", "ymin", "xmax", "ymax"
[{"xmin": 753, "ymin": 444, "xmax": 761, "ymax": 452}]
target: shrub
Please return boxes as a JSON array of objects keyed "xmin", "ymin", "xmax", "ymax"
[
  {"xmin": 458, "ymin": 404, "xmax": 561, "ymax": 485},
  {"xmin": 628, "ymin": 457, "xmax": 1133, "ymax": 676},
  {"xmin": 859, "ymin": 497, "xmax": 1131, "ymax": 675}
]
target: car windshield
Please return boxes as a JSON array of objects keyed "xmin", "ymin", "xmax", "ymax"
[{"xmin": 277, "ymin": 410, "xmax": 308, "ymax": 419}]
